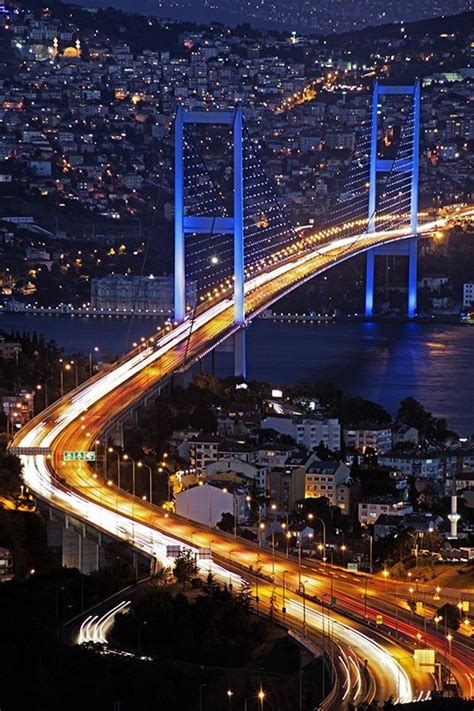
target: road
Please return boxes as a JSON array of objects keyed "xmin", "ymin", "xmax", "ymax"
[{"xmin": 11, "ymin": 206, "xmax": 474, "ymax": 706}]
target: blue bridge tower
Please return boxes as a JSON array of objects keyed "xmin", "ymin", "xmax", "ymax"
[
  {"xmin": 174, "ymin": 107, "xmax": 246, "ymax": 377},
  {"xmin": 365, "ymin": 81, "xmax": 421, "ymax": 318}
]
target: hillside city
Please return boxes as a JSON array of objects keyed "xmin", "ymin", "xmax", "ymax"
[{"xmin": 0, "ymin": 2, "xmax": 472, "ymax": 317}]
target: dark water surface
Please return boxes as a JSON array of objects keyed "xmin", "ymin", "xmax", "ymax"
[{"xmin": 1, "ymin": 313, "xmax": 473, "ymax": 435}]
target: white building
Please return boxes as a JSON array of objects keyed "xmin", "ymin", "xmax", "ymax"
[
  {"xmin": 175, "ymin": 482, "xmax": 247, "ymax": 527},
  {"xmin": 90, "ymin": 275, "xmax": 196, "ymax": 314},
  {"xmin": 343, "ymin": 425, "xmax": 392, "ymax": 454},
  {"xmin": 463, "ymin": 283, "xmax": 474, "ymax": 308},
  {"xmin": 261, "ymin": 415, "xmax": 341, "ymax": 452},
  {"xmin": 358, "ymin": 500, "xmax": 413, "ymax": 527}
]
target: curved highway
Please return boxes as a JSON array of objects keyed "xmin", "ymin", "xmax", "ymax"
[{"xmin": 11, "ymin": 206, "xmax": 474, "ymax": 707}]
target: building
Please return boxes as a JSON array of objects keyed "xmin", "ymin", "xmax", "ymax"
[
  {"xmin": 261, "ymin": 414, "xmax": 341, "ymax": 452},
  {"xmin": 392, "ymin": 425, "xmax": 419, "ymax": 447},
  {"xmin": 206, "ymin": 457, "xmax": 267, "ymax": 494},
  {"xmin": 463, "ymin": 282, "xmax": 474, "ymax": 308},
  {"xmin": 175, "ymin": 482, "xmax": 247, "ymax": 527},
  {"xmin": 358, "ymin": 499, "xmax": 413, "ymax": 527},
  {"xmin": 304, "ymin": 460, "xmax": 350, "ymax": 506},
  {"xmin": 189, "ymin": 435, "xmax": 220, "ymax": 472},
  {"xmin": 335, "ymin": 479, "xmax": 361, "ymax": 516},
  {"xmin": 374, "ymin": 512, "xmax": 442, "ymax": 540},
  {"xmin": 0, "ymin": 336, "xmax": 21, "ymax": 361},
  {"xmin": 90, "ymin": 275, "xmax": 196, "ymax": 314},
  {"xmin": 378, "ymin": 451, "xmax": 455, "ymax": 479},
  {"xmin": 343, "ymin": 425, "xmax": 392, "ymax": 454},
  {"xmin": 0, "ymin": 547, "xmax": 13, "ymax": 582}
]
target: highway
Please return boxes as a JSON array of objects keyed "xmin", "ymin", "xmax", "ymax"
[{"xmin": 11, "ymin": 206, "xmax": 474, "ymax": 707}]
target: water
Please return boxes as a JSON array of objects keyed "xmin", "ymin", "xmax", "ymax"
[{"xmin": 1, "ymin": 312, "xmax": 473, "ymax": 436}]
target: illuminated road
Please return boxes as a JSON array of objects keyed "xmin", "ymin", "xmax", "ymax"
[{"xmin": 11, "ymin": 206, "xmax": 474, "ymax": 706}]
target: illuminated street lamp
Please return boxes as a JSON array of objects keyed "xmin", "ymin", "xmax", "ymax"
[
  {"xmin": 107, "ymin": 447, "xmax": 121, "ymax": 488},
  {"xmin": 137, "ymin": 461, "xmax": 153, "ymax": 504},
  {"xmin": 89, "ymin": 345, "xmax": 99, "ymax": 378},
  {"xmin": 257, "ymin": 688, "xmax": 265, "ymax": 711},
  {"xmin": 307, "ymin": 513, "xmax": 326, "ymax": 562},
  {"xmin": 123, "ymin": 453, "xmax": 136, "ymax": 497}
]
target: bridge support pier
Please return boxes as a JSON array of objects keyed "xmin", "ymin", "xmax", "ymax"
[
  {"xmin": 234, "ymin": 327, "xmax": 246, "ymax": 379},
  {"xmin": 364, "ymin": 239, "xmax": 417, "ymax": 318}
]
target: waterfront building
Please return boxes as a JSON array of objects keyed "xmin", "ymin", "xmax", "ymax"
[{"xmin": 90, "ymin": 275, "xmax": 196, "ymax": 314}]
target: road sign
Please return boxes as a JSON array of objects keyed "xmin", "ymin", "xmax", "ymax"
[
  {"xmin": 461, "ymin": 600, "xmax": 470, "ymax": 612},
  {"xmin": 331, "ymin": 596, "xmax": 337, "ymax": 606},
  {"xmin": 375, "ymin": 614, "xmax": 383, "ymax": 625},
  {"xmin": 347, "ymin": 562, "xmax": 358, "ymax": 571},
  {"xmin": 198, "ymin": 547, "xmax": 212, "ymax": 560},
  {"xmin": 414, "ymin": 648, "xmax": 435, "ymax": 673},
  {"xmin": 63, "ymin": 451, "xmax": 96, "ymax": 462},
  {"xmin": 166, "ymin": 545, "xmax": 181, "ymax": 558}
]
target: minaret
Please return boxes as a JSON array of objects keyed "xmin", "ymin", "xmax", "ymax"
[{"xmin": 447, "ymin": 473, "xmax": 460, "ymax": 539}]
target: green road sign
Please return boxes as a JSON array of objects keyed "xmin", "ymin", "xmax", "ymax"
[
  {"xmin": 347, "ymin": 562, "xmax": 358, "ymax": 571},
  {"xmin": 331, "ymin": 596, "xmax": 337, "ymax": 606},
  {"xmin": 63, "ymin": 451, "xmax": 96, "ymax": 462},
  {"xmin": 375, "ymin": 614, "xmax": 383, "ymax": 625}
]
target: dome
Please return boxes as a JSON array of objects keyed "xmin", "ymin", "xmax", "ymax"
[{"xmin": 63, "ymin": 46, "xmax": 80, "ymax": 58}]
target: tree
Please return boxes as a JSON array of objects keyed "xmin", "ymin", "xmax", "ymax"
[
  {"xmin": 237, "ymin": 580, "xmax": 253, "ymax": 612},
  {"xmin": 437, "ymin": 603, "xmax": 461, "ymax": 631},
  {"xmin": 173, "ymin": 549, "xmax": 198, "ymax": 590},
  {"xmin": 217, "ymin": 511, "xmax": 235, "ymax": 533},
  {"xmin": 350, "ymin": 454, "xmax": 360, "ymax": 478}
]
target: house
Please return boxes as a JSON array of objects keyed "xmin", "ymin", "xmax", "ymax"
[
  {"xmin": 392, "ymin": 425, "xmax": 419, "ymax": 447},
  {"xmin": 205, "ymin": 457, "xmax": 267, "ymax": 494}
]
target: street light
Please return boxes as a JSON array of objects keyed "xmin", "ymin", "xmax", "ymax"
[
  {"xmin": 107, "ymin": 447, "xmax": 121, "ymax": 488},
  {"xmin": 282, "ymin": 569, "xmax": 289, "ymax": 616},
  {"xmin": 307, "ymin": 513, "xmax": 326, "ymax": 562},
  {"xmin": 123, "ymin": 454, "xmax": 136, "ymax": 497},
  {"xmin": 60, "ymin": 361, "xmax": 71, "ymax": 397},
  {"xmin": 257, "ymin": 688, "xmax": 265, "ymax": 711},
  {"xmin": 89, "ymin": 345, "xmax": 99, "ymax": 378},
  {"xmin": 137, "ymin": 461, "xmax": 153, "ymax": 504}
]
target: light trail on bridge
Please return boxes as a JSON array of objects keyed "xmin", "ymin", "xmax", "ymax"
[{"xmin": 11, "ymin": 205, "xmax": 474, "ymax": 707}]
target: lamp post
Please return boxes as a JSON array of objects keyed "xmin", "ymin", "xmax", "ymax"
[
  {"xmin": 89, "ymin": 346, "xmax": 99, "ymax": 378},
  {"xmin": 123, "ymin": 454, "xmax": 136, "ymax": 496},
  {"xmin": 297, "ymin": 535, "xmax": 302, "ymax": 588},
  {"xmin": 282, "ymin": 569, "xmax": 289, "ymax": 616},
  {"xmin": 107, "ymin": 447, "xmax": 121, "ymax": 489},
  {"xmin": 60, "ymin": 361, "xmax": 71, "ymax": 397},
  {"xmin": 137, "ymin": 461, "xmax": 152, "ymax": 504},
  {"xmin": 299, "ymin": 580, "xmax": 308, "ymax": 637},
  {"xmin": 307, "ymin": 513, "xmax": 326, "ymax": 562}
]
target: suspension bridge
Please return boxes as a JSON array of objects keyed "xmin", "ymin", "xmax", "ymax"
[{"xmin": 10, "ymin": 82, "xmax": 474, "ymax": 707}]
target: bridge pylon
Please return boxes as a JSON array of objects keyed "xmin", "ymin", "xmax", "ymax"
[
  {"xmin": 365, "ymin": 80, "xmax": 421, "ymax": 318},
  {"xmin": 174, "ymin": 106, "xmax": 246, "ymax": 378}
]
